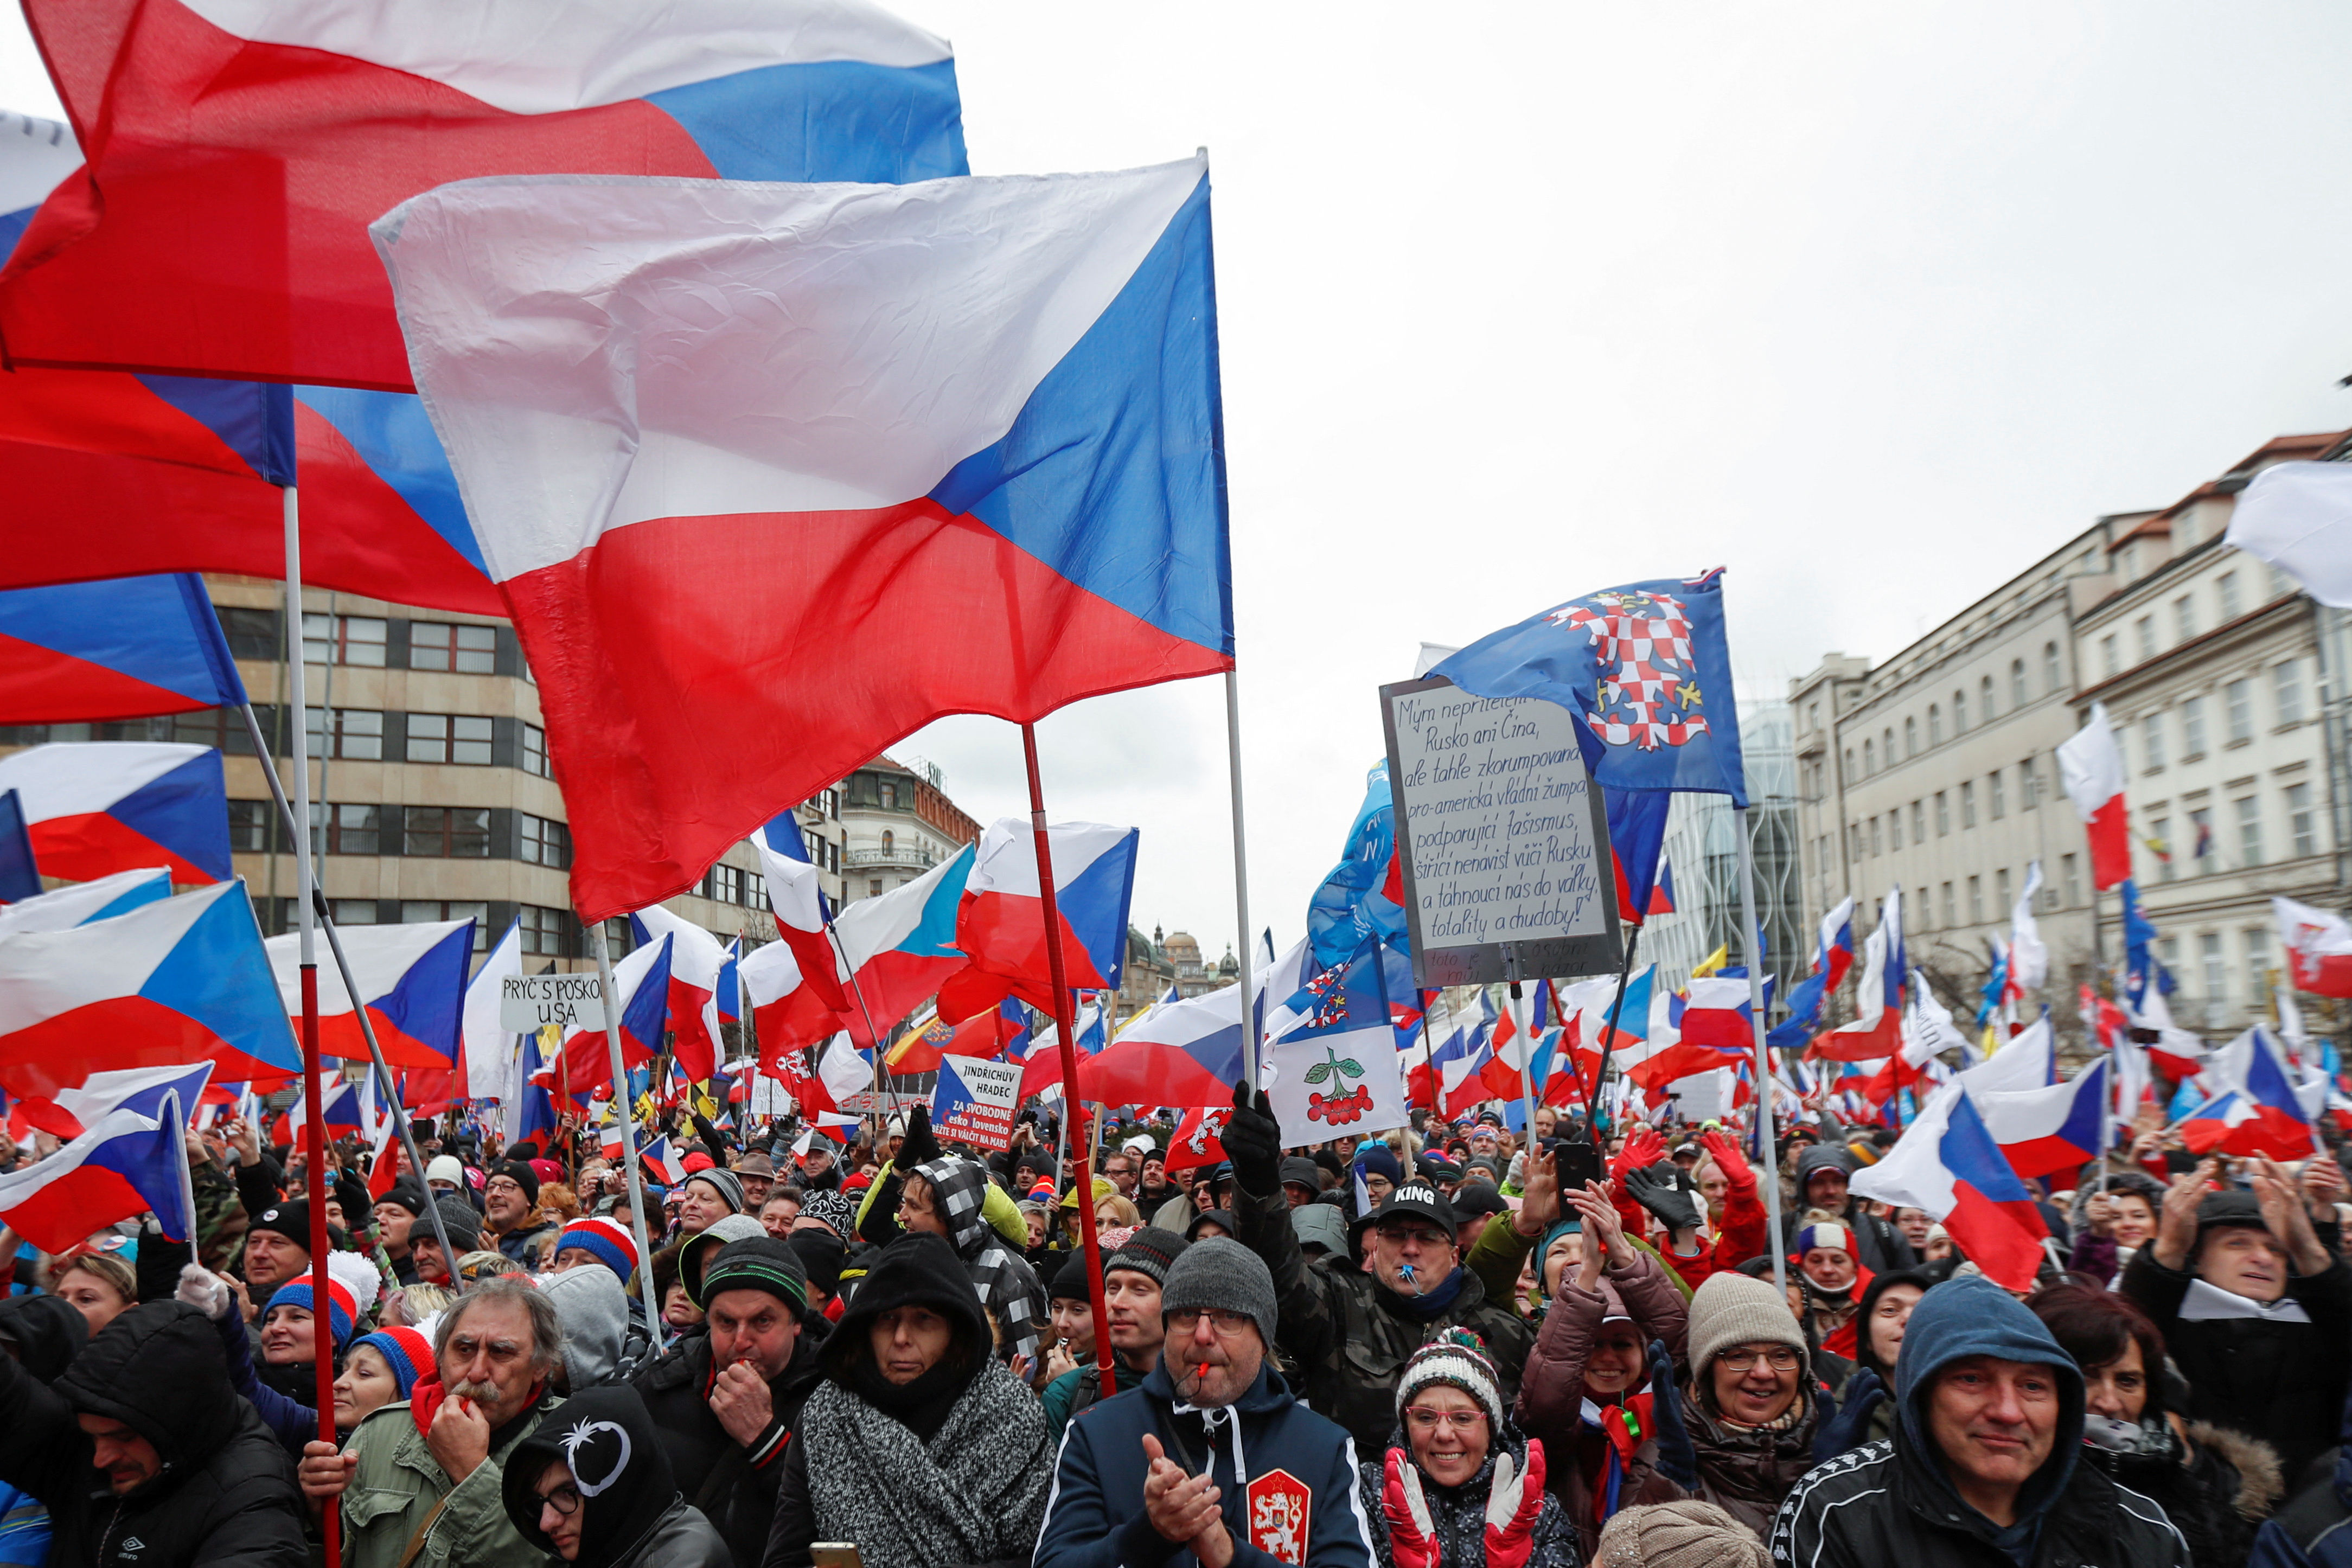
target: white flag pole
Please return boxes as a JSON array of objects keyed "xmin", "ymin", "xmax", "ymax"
[
  {"xmin": 1734, "ymin": 806, "xmax": 1786, "ymax": 1297},
  {"xmin": 165, "ymin": 1090, "xmax": 201, "ymax": 1257},
  {"xmin": 1225, "ymin": 669, "xmax": 1257, "ymax": 1093},
  {"xmin": 587, "ymin": 916, "xmax": 660, "ymax": 1347}
]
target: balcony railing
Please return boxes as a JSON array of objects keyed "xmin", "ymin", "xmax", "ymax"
[{"xmin": 846, "ymin": 845, "xmax": 938, "ymax": 869}]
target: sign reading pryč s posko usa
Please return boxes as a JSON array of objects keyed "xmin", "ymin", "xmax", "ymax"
[
  {"xmin": 500, "ymin": 973, "xmax": 606, "ymax": 1032},
  {"xmin": 1379, "ymin": 675, "xmax": 1624, "ymax": 987}
]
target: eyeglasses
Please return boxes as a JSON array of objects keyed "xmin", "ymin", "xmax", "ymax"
[
  {"xmin": 1718, "ymin": 1348, "xmax": 1800, "ymax": 1373},
  {"xmin": 1404, "ymin": 1407, "xmax": 1487, "ymax": 1434},
  {"xmin": 1167, "ymin": 1308, "xmax": 1256, "ymax": 1337},
  {"xmin": 535, "ymin": 1483, "xmax": 582, "ymax": 1518},
  {"xmin": 484, "ymin": 1178, "xmax": 525, "ymax": 1196}
]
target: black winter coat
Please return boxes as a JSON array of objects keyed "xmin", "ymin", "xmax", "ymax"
[
  {"xmin": 631, "ymin": 1316, "xmax": 827, "ymax": 1567},
  {"xmin": 2120, "ymin": 1248, "xmax": 2352, "ymax": 1483},
  {"xmin": 0, "ymin": 1300, "xmax": 306, "ymax": 1568}
]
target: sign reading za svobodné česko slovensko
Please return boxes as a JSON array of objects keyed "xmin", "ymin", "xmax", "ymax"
[
  {"xmin": 1379, "ymin": 675, "xmax": 1623, "ymax": 987},
  {"xmin": 931, "ymin": 1052, "xmax": 1021, "ymax": 1153}
]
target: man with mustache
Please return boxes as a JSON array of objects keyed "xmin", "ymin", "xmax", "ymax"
[{"xmin": 296, "ymin": 1276, "xmax": 564, "ymax": 1567}]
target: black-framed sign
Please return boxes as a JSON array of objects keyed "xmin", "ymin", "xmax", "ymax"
[{"xmin": 1378, "ymin": 675, "xmax": 1624, "ymax": 988}]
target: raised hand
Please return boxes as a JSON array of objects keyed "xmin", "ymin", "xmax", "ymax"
[
  {"xmin": 2151, "ymin": 1156, "xmax": 2216, "ymax": 1271},
  {"xmin": 1697, "ymin": 1129, "xmax": 1755, "ymax": 1194}
]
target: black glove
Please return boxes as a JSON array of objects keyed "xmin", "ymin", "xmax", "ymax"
[
  {"xmin": 1223, "ymin": 1080, "xmax": 1284, "ymax": 1199},
  {"xmin": 894, "ymin": 1104, "xmax": 942, "ymax": 1172},
  {"xmin": 1646, "ymin": 1340, "xmax": 1697, "ymax": 1487},
  {"xmin": 1813, "ymin": 1367, "xmax": 1886, "ymax": 1463},
  {"xmin": 1623, "ymin": 1161, "xmax": 1702, "ymax": 1233}
]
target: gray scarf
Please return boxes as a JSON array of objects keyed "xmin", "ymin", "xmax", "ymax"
[{"xmin": 801, "ymin": 1355, "xmax": 1054, "ymax": 1568}]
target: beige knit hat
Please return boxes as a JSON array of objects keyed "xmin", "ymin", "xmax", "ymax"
[
  {"xmin": 1685, "ymin": 1270, "xmax": 1807, "ymax": 1377},
  {"xmin": 1596, "ymin": 1500, "xmax": 1769, "ymax": 1568}
]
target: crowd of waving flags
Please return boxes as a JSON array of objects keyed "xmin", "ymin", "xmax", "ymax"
[{"xmin": 0, "ymin": 0, "xmax": 2347, "ymax": 1258}]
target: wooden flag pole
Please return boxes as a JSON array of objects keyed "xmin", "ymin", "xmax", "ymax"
[
  {"xmin": 282, "ymin": 484, "xmax": 340, "ymax": 1568},
  {"xmin": 1020, "ymin": 721, "xmax": 1118, "ymax": 1397}
]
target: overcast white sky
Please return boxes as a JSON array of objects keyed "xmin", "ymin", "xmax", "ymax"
[{"xmin": 9, "ymin": 5, "xmax": 2352, "ymax": 966}]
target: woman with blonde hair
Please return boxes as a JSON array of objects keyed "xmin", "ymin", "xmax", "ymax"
[{"xmin": 43, "ymin": 1248, "xmax": 135, "ymax": 1335}]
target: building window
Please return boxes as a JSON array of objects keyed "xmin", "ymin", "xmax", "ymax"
[
  {"xmin": 2180, "ymin": 696, "xmax": 2207, "ymax": 759},
  {"xmin": 1882, "ymin": 728, "xmax": 1895, "ymax": 770},
  {"xmin": 1996, "ymin": 867, "xmax": 2011, "ymax": 910},
  {"xmin": 1808, "ymin": 701, "xmax": 1821, "ymax": 732},
  {"xmin": 2200, "ymin": 931, "xmax": 2226, "ymax": 1008},
  {"xmin": 1846, "ymin": 823, "xmax": 1861, "ymax": 861},
  {"xmin": 2287, "ymin": 782, "xmax": 2316, "ymax": 858},
  {"xmin": 708, "ymin": 863, "xmax": 745, "ymax": 904},
  {"xmin": 315, "ymin": 803, "xmax": 381, "ymax": 855},
  {"xmin": 520, "ymin": 904, "xmax": 571, "ymax": 958},
  {"xmin": 1903, "ymin": 716, "xmax": 1917, "ymax": 757},
  {"xmin": 1967, "ymin": 875, "xmax": 1983, "ymax": 924},
  {"xmin": 878, "ymin": 782, "xmax": 898, "ymax": 809},
  {"xmin": 2275, "ymin": 659, "xmax": 2304, "ymax": 724},
  {"xmin": 1869, "ymin": 817, "xmax": 1882, "ymax": 856},
  {"xmin": 2189, "ymin": 807, "xmax": 2213, "ymax": 872},
  {"xmin": 2151, "ymin": 816, "xmax": 2174, "ymax": 882},
  {"xmin": 2174, "ymin": 596, "xmax": 2196, "ymax": 644},
  {"xmin": 2020, "ymin": 754, "xmax": 2040, "ymax": 809},
  {"xmin": 408, "ymin": 713, "xmax": 494, "ymax": 765},
  {"xmin": 2225, "ymin": 679, "xmax": 2252, "ymax": 745},
  {"xmin": 2061, "ymin": 853, "xmax": 2080, "ymax": 906},
  {"xmin": 868, "ymin": 878, "xmax": 884, "ymax": 898},
  {"xmin": 1953, "ymin": 689, "xmax": 1968, "ymax": 733},
  {"xmin": 522, "ymin": 723, "xmax": 549, "ymax": 779},
  {"xmin": 173, "ymin": 707, "xmax": 257, "ymax": 754},
  {"xmin": 220, "ymin": 606, "xmax": 280, "ymax": 661},
  {"xmin": 520, "ymin": 813, "xmax": 570, "ymax": 869},
  {"xmin": 1979, "ymin": 675, "xmax": 1996, "ymax": 722},
  {"xmin": 400, "ymin": 901, "xmax": 491, "ymax": 948},
  {"xmin": 1843, "ymin": 748, "xmax": 1856, "ymax": 781},
  {"xmin": 2043, "ymin": 641, "xmax": 2062, "ymax": 694},
  {"xmin": 1888, "ymin": 810, "xmax": 1902, "ymax": 852},
  {"xmin": 745, "ymin": 871, "xmax": 765, "ymax": 908},
  {"xmin": 328, "ymin": 900, "xmax": 377, "ymax": 927},
  {"xmin": 1862, "ymin": 739, "xmax": 1875, "ymax": 777},
  {"xmin": 301, "ymin": 613, "xmax": 387, "ymax": 667},
  {"xmin": 1940, "ymin": 882, "xmax": 1957, "ymax": 927},
  {"xmin": 1989, "ymin": 770, "xmax": 2005, "ymax": 820},
  {"xmin": 1928, "ymin": 704, "xmax": 1943, "ymax": 745},
  {"xmin": 305, "ymin": 707, "xmax": 384, "ymax": 760},
  {"xmin": 2245, "ymin": 927, "xmax": 2273, "ymax": 1009},
  {"xmin": 1935, "ymin": 792, "xmax": 1950, "ymax": 836},
  {"xmin": 1960, "ymin": 781, "xmax": 1976, "ymax": 828},
  {"xmin": 1910, "ymin": 800, "xmax": 1925, "ymax": 843},
  {"xmin": 2100, "ymin": 635, "xmax": 2118, "ymax": 679},
  {"xmin": 881, "ymin": 829, "xmax": 896, "ymax": 855},
  {"xmin": 228, "ymin": 799, "xmax": 277, "ymax": 852},
  {"xmin": 2235, "ymin": 796, "xmax": 2262, "ymax": 868},
  {"xmin": 2135, "ymin": 616, "xmax": 2156, "ymax": 662},
  {"xmin": 409, "ymin": 622, "xmax": 497, "ymax": 674},
  {"xmin": 2217, "ymin": 571, "xmax": 2242, "ymax": 621},
  {"xmin": 2143, "ymin": 712, "xmax": 2165, "ymax": 771},
  {"xmin": 405, "ymin": 807, "xmax": 490, "ymax": 857},
  {"xmin": 2010, "ymin": 659, "xmax": 2028, "ymax": 708}
]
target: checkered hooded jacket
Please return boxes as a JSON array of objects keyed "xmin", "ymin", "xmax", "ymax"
[{"xmin": 915, "ymin": 1155, "xmax": 1047, "ymax": 1369}]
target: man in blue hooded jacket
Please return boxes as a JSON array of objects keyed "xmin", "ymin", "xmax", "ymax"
[
  {"xmin": 1035, "ymin": 1237, "xmax": 1375, "ymax": 1568},
  {"xmin": 1769, "ymin": 1275, "xmax": 2190, "ymax": 1568}
]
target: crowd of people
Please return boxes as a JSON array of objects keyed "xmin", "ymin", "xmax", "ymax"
[{"xmin": 0, "ymin": 1078, "xmax": 2342, "ymax": 1567}]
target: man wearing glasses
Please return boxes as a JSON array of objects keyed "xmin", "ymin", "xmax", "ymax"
[
  {"xmin": 1035, "ymin": 1238, "xmax": 1376, "ymax": 1568},
  {"xmin": 1220, "ymin": 1086, "xmax": 1546, "ymax": 1455}
]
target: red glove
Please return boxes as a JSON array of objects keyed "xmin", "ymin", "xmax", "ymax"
[
  {"xmin": 1698, "ymin": 1129, "xmax": 1756, "ymax": 1195},
  {"xmin": 1608, "ymin": 1128, "xmax": 1666, "ymax": 1185},
  {"xmin": 1483, "ymin": 1439, "xmax": 1549, "ymax": 1568},
  {"xmin": 1383, "ymin": 1447, "xmax": 1440, "ymax": 1568}
]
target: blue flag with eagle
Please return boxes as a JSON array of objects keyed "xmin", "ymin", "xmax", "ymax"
[{"xmin": 1430, "ymin": 568, "xmax": 1747, "ymax": 806}]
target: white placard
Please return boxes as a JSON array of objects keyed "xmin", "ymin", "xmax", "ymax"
[{"xmin": 499, "ymin": 973, "xmax": 606, "ymax": 1032}]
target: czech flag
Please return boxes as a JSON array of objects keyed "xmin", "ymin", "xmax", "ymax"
[
  {"xmin": 265, "ymin": 918, "xmax": 474, "ymax": 1069},
  {"xmin": 749, "ymin": 844, "xmax": 975, "ymax": 1055},
  {"xmin": 374, "ymin": 157, "xmax": 1232, "ymax": 920},
  {"xmin": 0, "ymin": 880, "xmax": 297, "ymax": 1098},
  {"xmin": 2057, "ymin": 703, "xmax": 2132, "ymax": 891},
  {"xmin": 1974, "ymin": 1059, "xmax": 2108, "ymax": 1178},
  {"xmin": 2, "ymin": 0, "xmax": 967, "ymax": 391},
  {"xmin": 1431, "ymin": 571, "xmax": 1748, "ymax": 806},
  {"xmin": 1809, "ymin": 892, "xmax": 1906, "ymax": 1062},
  {"xmin": 1646, "ymin": 860, "xmax": 1677, "ymax": 918},
  {"xmin": 0, "ymin": 574, "xmax": 245, "ymax": 724},
  {"xmin": 1851, "ymin": 1082, "xmax": 2048, "ymax": 1291},
  {"xmin": 1060, "ymin": 987, "xmax": 1243, "ymax": 1108},
  {"xmin": 1772, "ymin": 897, "xmax": 1857, "ymax": 1049},
  {"xmin": 751, "ymin": 811, "xmax": 849, "ymax": 1020},
  {"xmin": 638, "ymin": 1135, "xmax": 690, "ymax": 1188},
  {"xmin": 0, "ymin": 1099, "xmax": 200, "ymax": 1250},
  {"xmin": 12, "ymin": 1059, "xmax": 213, "ymax": 1143},
  {"xmin": 2277, "ymin": 895, "xmax": 2352, "ymax": 1000},
  {"xmin": 553, "ymin": 932, "xmax": 675, "ymax": 1091},
  {"xmin": 938, "ymin": 820, "xmax": 1139, "ymax": 1022},
  {"xmin": 2182, "ymin": 1026, "xmax": 2317, "ymax": 1159},
  {"xmin": 1628, "ymin": 974, "xmax": 1764, "ymax": 1091},
  {"xmin": 1605, "ymin": 789, "xmax": 1671, "ymax": 929},
  {"xmin": 274, "ymin": 1078, "xmax": 370, "ymax": 1143},
  {"xmin": 0, "ymin": 741, "xmax": 229, "ymax": 884},
  {"xmin": 627, "ymin": 904, "xmax": 727, "ymax": 1083}
]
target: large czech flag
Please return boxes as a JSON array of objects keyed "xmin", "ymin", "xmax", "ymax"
[
  {"xmin": 0, "ymin": 574, "xmax": 246, "ymax": 724},
  {"xmin": 0, "ymin": 742, "xmax": 229, "ymax": 884},
  {"xmin": 0, "ymin": 880, "xmax": 297, "ymax": 1098},
  {"xmin": 264, "ymin": 918, "xmax": 475, "ymax": 1070},
  {"xmin": 374, "ymin": 157, "xmax": 1232, "ymax": 920},
  {"xmin": 937, "ymin": 819, "xmax": 1139, "ymax": 1022},
  {"xmin": 1, "ymin": 0, "xmax": 967, "ymax": 391},
  {"xmin": 1852, "ymin": 1081, "xmax": 2049, "ymax": 1291}
]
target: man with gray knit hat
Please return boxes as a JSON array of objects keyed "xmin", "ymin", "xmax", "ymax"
[{"xmin": 1036, "ymin": 1236, "xmax": 1377, "ymax": 1568}]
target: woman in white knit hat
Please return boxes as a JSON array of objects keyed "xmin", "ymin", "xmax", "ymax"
[{"xmin": 1356, "ymin": 1329, "xmax": 1578, "ymax": 1568}]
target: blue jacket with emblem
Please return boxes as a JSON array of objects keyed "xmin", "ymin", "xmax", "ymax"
[{"xmin": 1034, "ymin": 1357, "xmax": 1376, "ymax": 1568}]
